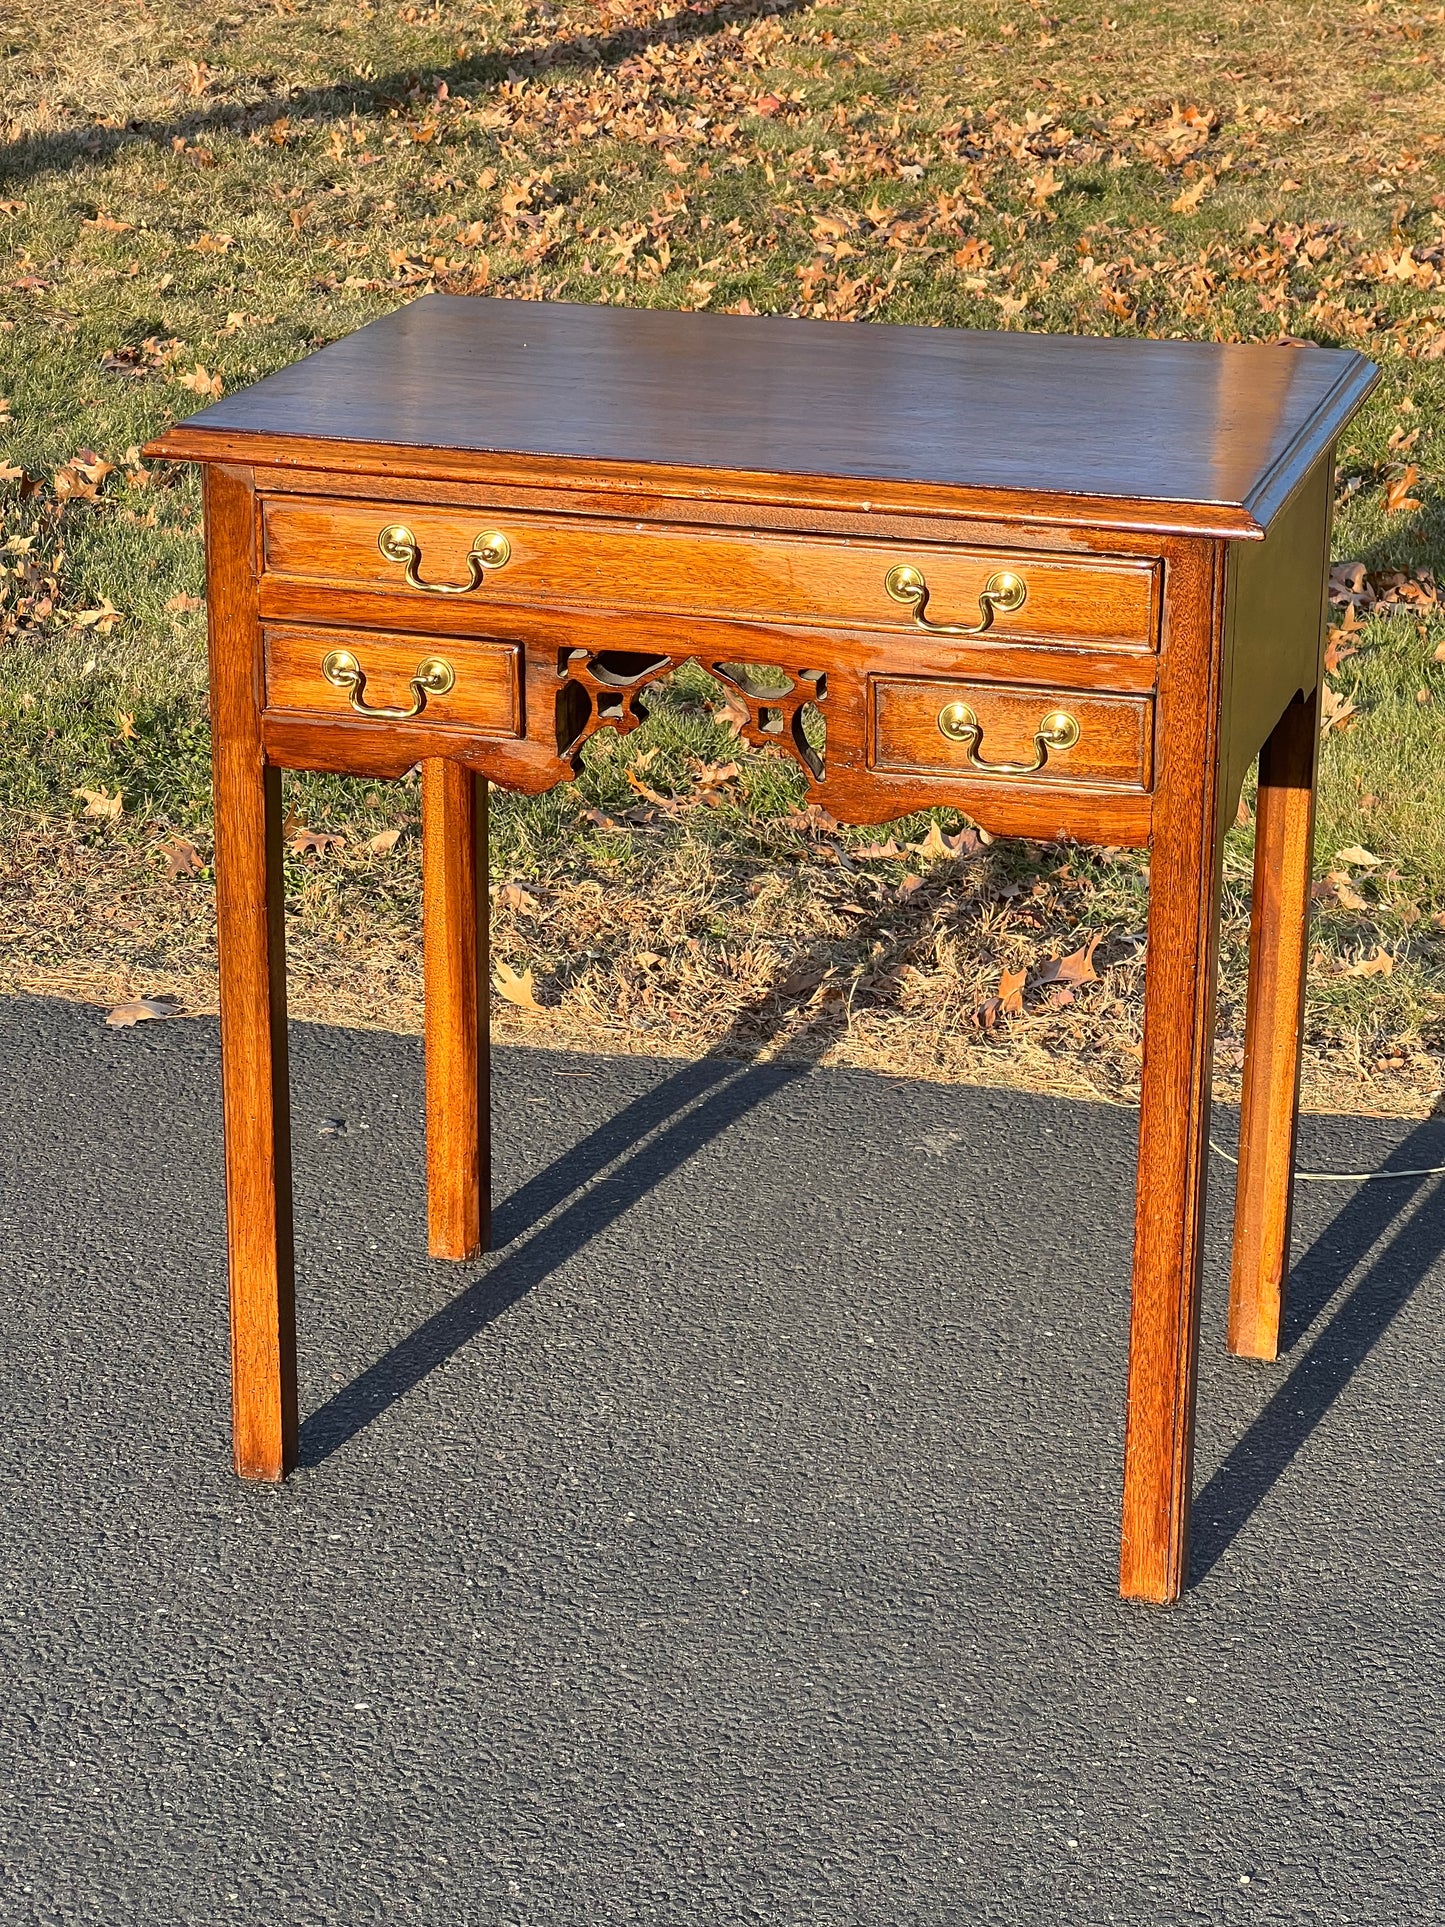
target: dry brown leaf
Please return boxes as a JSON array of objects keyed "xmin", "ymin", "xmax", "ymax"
[
  {"xmin": 1322, "ymin": 629, "xmax": 1359, "ymax": 675},
  {"xmin": 105, "ymin": 996, "xmax": 184, "ymax": 1028},
  {"xmin": 288, "ymin": 827, "xmax": 345, "ymax": 857},
  {"xmin": 178, "ymin": 364, "xmax": 223, "ymax": 398},
  {"xmin": 116, "ymin": 711, "xmax": 137, "ymax": 741},
  {"xmin": 1033, "ymin": 933, "xmax": 1102, "ymax": 987},
  {"xmin": 165, "ymin": 592, "xmax": 204, "ymax": 614},
  {"xmin": 1315, "ymin": 869, "xmax": 1369, "ymax": 911},
  {"xmin": 495, "ymin": 959, "xmax": 545, "ymax": 1012},
  {"xmin": 998, "ymin": 966, "xmax": 1027, "ymax": 1015},
  {"xmin": 854, "ymin": 837, "xmax": 904, "ymax": 860},
  {"xmin": 1433, "ymin": 637, "xmax": 1445, "ymax": 664},
  {"xmin": 73, "ymin": 786, "xmax": 124, "ymax": 820},
  {"xmin": 73, "ymin": 599, "xmax": 122, "ymax": 633},
  {"xmin": 156, "ymin": 835, "xmax": 203, "ymax": 878},
  {"xmin": 1170, "ymin": 173, "xmax": 1213, "ymax": 214},
  {"xmin": 712, "ymin": 692, "xmax": 750, "ymax": 740},
  {"xmin": 1340, "ymin": 946, "xmax": 1395, "ymax": 978},
  {"xmin": 364, "ymin": 828, "xmax": 402, "ymax": 854},
  {"xmin": 1383, "ymin": 466, "xmax": 1422, "ymax": 515},
  {"xmin": 1320, "ymin": 684, "xmax": 1359, "ymax": 734},
  {"xmin": 1335, "ymin": 844, "xmax": 1382, "ymax": 868},
  {"xmin": 495, "ymin": 881, "xmax": 540, "ymax": 914}
]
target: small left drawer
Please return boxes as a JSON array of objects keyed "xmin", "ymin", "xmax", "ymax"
[{"xmin": 263, "ymin": 623, "xmax": 522, "ymax": 734}]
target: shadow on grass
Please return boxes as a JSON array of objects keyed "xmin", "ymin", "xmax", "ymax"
[
  {"xmin": 0, "ymin": 0, "xmax": 810, "ymax": 190},
  {"xmin": 1192, "ymin": 1115, "xmax": 1445, "ymax": 1582}
]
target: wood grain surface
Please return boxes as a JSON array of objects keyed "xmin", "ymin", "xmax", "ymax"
[
  {"xmin": 1118, "ymin": 540, "xmax": 1227, "ymax": 1604},
  {"xmin": 422, "ymin": 761, "xmax": 491, "ymax": 1261},
  {"xmin": 260, "ymin": 494, "xmax": 1161, "ymax": 648},
  {"xmin": 204, "ymin": 463, "xmax": 298, "ymax": 1481},
  {"xmin": 147, "ymin": 297, "xmax": 1376, "ymax": 539},
  {"xmin": 871, "ymin": 677, "xmax": 1152, "ymax": 789},
  {"xmin": 1227, "ymin": 688, "xmax": 1322, "ymax": 1361},
  {"xmin": 264, "ymin": 622, "xmax": 522, "ymax": 733}
]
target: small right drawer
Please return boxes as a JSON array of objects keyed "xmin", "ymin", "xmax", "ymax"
[{"xmin": 871, "ymin": 676, "xmax": 1153, "ymax": 790}]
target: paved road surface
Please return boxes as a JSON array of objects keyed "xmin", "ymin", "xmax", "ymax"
[{"xmin": 2, "ymin": 994, "xmax": 1442, "ymax": 1924}]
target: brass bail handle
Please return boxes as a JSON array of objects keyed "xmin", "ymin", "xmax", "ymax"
[
  {"xmin": 321, "ymin": 648, "xmax": 456, "ymax": 721},
  {"xmin": 936, "ymin": 700, "xmax": 1080, "ymax": 775},
  {"xmin": 378, "ymin": 523, "xmax": 511, "ymax": 595},
  {"xmin": 885, "ymin": 564, "xmax": 1027, "ymax": 636}
]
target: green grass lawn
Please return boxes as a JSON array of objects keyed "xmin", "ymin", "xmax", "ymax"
[{"xmin": 3, "ymin": 0, "xmax": 1443, "ymax": 1111}]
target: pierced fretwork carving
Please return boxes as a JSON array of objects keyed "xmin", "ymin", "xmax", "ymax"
[
  {"xmin": 554, "ymin": 647, "xmax": 674, "ymax": 759},
  {"xmin": 711, "ymin": 662, "xmax": 828, "ymax": 782},
  {"xmin": 555, "ymin": 649, "xmax": 828, "ymax": 784}
]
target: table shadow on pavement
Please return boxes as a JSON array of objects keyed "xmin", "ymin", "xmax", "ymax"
[{"xmin": 1, "ymin": 994, "xmax": 1441, "ymax": 1926}]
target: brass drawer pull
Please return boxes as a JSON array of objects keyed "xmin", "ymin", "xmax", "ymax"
[
  {"xmin": 937, "ymin": 699, "xmax": 1080, "ymax": 774},
  {"xmin": 321, "ymin": 647, "xmax": 455, "ymax": 720},
  {"xmin": 885, "ymin": 564, "xmax": 1027, "ymax": 636},
  {"xmin": 377, "ymin": 523, "xmax": 511, "ymax": 595}
]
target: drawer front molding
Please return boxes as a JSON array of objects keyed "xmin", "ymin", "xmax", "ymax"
[
  {"xmin": 260, "ymin": 496, "xmax": 1163, "ymax": 651},
  {"xmin": 870, "ymin": 675, "xmax": 1153, "ymax": 791},
  {"xmin": 263, "ymin": 623, "xmax": 523, "ymax": 735}
]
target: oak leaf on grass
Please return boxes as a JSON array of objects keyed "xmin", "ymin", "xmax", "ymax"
[
  {"xmin": 74, "ymin": 786, "xmax": 124, "ymax": 820},
  {"xmin": 156, "ymin": 835, "xmax": 203, "ymax": 877},
  {"xmin": 1384, "ymin": 466, "xmax": 1422, "ymax": 515},
  {"xmin": 1340, "ymin": 947, "xmax": 1395, "ymax": 978}
]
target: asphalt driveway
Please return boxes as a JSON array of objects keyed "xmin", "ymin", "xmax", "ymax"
[{"xmin": 1, "ymin": 993, "xmax": 1442, "ymax": 1925}]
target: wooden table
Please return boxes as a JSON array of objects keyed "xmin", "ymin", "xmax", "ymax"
[{"xmin": 149, "ymin": 297, "xmax": 1376, "ymax": 1603}]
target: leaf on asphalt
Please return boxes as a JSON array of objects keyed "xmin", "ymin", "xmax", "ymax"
[
  {"xmin": 364, "ymin": 827, "xmax": 402, "ymax": 854},
  {"xmin": 1335, "ymin": 844, "xmax": 1382, "ymax": 868},
  {"xmin": 495, "ymin": 959, "xmax": 545, "ymax": 1012},
  {"xmin": 73, "ymin": 786, "xmax": 124, "ymax": 820},
  {"xmin": 1340, "ymin": 946, "xmax": 1395, "ymax": 978},
  {"xmin": 288, "ymin": 826, "xmax": 344, "ymax": 856},
  {"xmin": 105, "ymin": 996, "xmax": 184, "ymax": 1028}
]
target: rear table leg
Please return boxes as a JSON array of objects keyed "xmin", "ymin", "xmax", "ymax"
[{"xmin": 1227, "ymin": 689, "xmax": 1320, "ymax": 1361}]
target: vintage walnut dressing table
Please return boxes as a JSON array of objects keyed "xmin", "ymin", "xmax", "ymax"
[{"xmin": 147, "ymin": 296, "xmax": 1377, "ymax": 1604}]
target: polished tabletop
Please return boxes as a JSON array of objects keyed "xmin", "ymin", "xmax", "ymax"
[{"xmin": 155, "ymin": 296, "xmax": 1375, "ymax": 536}]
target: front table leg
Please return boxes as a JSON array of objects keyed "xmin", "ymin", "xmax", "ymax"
[
  {"xmin": 421, "ymin": 760, "xmax": 491, "ymax": 1259},
  {"xmin": 1119, "ymin": 794, "xmax": 1227, "ymax": 1602},
  {"xmin": 1227, "ymin": 689, "xmax": 1321, "ymax": 1360},
  {"xmin": 206, "ymin": 464, "xmax": 298, "ymax": 1479}
]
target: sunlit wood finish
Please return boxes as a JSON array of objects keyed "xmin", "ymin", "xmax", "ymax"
[{"xmin": 149, "ymin": 297, "xmax": 1376, "ymax": 1601}]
